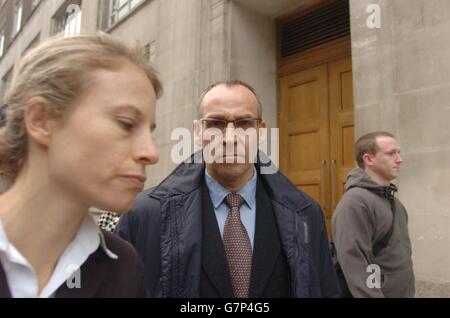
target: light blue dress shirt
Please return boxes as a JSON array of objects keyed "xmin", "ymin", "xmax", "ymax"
[{"xmin": 204, "ymin": 168, "xmax": 257, "ymax": 250}]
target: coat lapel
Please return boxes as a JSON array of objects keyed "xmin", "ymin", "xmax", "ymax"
[{"xmin": 248, "ymin": 179, "xmax": 282, "ymax": 297}]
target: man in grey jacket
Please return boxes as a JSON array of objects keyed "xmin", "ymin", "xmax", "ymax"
[{"xmin": 332, "ymin": 131, "xmax": 415, "ymax": 298}]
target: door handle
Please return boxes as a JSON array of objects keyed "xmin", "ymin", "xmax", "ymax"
[
  {"xmin": 321, "ymin": 160, "xmax": 326, "ymax": 208},
  {"xmin": 331, "ymin": 160, "xmax": 336, "ymax": 210}
]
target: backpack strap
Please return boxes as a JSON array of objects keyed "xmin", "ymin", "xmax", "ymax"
[{"xmin": 372, "ymin": 184, "xmax": 397, "ymax": 256}]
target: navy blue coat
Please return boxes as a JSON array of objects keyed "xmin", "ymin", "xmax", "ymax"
[{"xmin": 115, "ymin": 152, "xmax": 340, "ymax": 298}]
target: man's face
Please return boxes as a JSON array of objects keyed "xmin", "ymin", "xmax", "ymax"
[
  {"xmin": 194, "ymin": 84, "xmax": 266, "ymax": 184},
  {"xmin": 367, "ymin": 136, "xmax": 403, "ymax": 182}
]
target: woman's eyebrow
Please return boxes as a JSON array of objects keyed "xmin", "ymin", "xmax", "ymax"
[{"xmin": 112, "ymin": 104, "xmax": 143, "ymax": 117}]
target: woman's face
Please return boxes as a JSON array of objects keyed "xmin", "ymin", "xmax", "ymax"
[{"xmin": 47, "ymin": 63, "xmax": 159, "ymax": 212}]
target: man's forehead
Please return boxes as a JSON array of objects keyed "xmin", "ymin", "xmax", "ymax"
[
  {"xmin": 377, "ymin": 136, "xmax": 399, "ymax": 149},
  {"xmin": 202, "ymin": 84, "xmax": 259, "ymax": 114},
  {"xmin": 204, "ymin": 84, "xmax": 255, "ymax": 101}
]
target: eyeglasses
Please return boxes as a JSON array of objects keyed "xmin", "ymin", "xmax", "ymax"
[{"xmin": 199, "ymin": 118, "xmax": 262, "ymax": 131}]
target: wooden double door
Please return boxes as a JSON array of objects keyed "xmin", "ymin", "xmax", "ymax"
[{"xmin": 279, "ymin": 56, "xmax": 355, "ymax": 238}]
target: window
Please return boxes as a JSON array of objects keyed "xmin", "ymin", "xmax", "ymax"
[
  {"xmin": 109, "ymin": 0, "xmax": 143, "ymax": 27},
  {"xmin": 12, "ymin": 1, "xmax": 23, "ymax": 37},
  {"xmin": 52, "ymin": 1, "xmax": 82, "ymax": 37}
]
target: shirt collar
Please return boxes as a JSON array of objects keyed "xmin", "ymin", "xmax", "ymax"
[
  {"xmin": 0, "ymin": 213, "xmax": 119, "ymax": 298},
  {"xmin": 0, "ymin": 213, "xmax": 118, "ymax": 262},
  {"xmin": 77, "ymin": 214, "xmax": 118, "ymax": 260},
  {"xmin": 0, "ymin": 218, "xmax": 13, "ymax": 257},
  {"xmin": 204, "ymin": 167, "xmax": 257, "ymax": 209}
]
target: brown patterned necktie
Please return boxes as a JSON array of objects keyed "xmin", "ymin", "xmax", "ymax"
[{"xmin": 223, "ymin": 193, "xmax": 252, "ymax": 298}]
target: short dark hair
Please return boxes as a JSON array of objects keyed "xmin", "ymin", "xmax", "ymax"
[
  {"xmin": 355, "ymin": 131, "xmax": 396, "ymax": 169},
  {"xmin": 197, "ymin": 80, "xmax": 262, "ymax": 118}
]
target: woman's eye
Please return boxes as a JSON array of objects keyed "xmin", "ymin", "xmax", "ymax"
[{"xmin": 118, "ymin": 119, "xmax": 135, "ymax": 131}]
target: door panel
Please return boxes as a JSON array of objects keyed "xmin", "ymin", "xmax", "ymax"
[
  {"xmin": 279, "ymin": 56, "xmax": 355, "ymax": 239},
  {"xmin": 279, "ymin": 65, "xmax": 330, "ymax": 216},
  {"xmin": 329, "ymin": 57, "xmax": 355, "ymax": 221}
]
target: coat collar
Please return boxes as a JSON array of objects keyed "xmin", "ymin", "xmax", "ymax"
[
  {"xmin": 149, "ymin": 151, "xmax": 312, "ymax": 214},
  {"xmin": 248, "ymin": 179, "xmax": 283, "ymax": 297}
]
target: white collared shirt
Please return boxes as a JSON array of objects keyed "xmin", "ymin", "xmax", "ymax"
[{"xmin": 0, "ymin": 214, "xmax": 118, "ymax": 298}]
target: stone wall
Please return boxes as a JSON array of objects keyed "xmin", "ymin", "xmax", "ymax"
[{"xmin": 350, "ymin": 0, "xmax": 450, "ymax": 297}]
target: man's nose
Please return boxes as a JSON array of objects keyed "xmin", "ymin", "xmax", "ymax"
[{"xmin": 225, "ymin": 121, "xmax": 237, "ymax": 133}]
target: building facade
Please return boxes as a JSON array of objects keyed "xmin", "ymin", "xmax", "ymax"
[{"xmin": 0, "ymin": 0, "xmax": 449, "ymax": 297}]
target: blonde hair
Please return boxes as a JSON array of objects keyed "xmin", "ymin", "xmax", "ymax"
[{"xmin": 0, "ymin": 32, "xmax": 163, "ymax": 180}]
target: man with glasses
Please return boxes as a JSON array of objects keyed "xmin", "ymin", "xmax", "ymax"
[{"xmin": 115, "ymin": 80, "xmax": 340, "ymax": 298}]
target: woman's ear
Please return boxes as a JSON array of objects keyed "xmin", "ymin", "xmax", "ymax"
[{"xmin": 24, "ymin": 97, "xmax": 56, "ymax": 147}]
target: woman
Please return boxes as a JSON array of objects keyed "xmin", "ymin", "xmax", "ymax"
[{"xmin": 0, "ymin": 33, "xmax": 162, "ymax": 297}]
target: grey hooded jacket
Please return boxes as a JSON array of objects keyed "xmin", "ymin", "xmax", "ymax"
[{"xmin": 332, "ymin": 168, "xmax": 415, "ymax": 298}]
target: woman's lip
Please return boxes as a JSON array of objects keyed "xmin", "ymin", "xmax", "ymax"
[{"xmin": 121, "ymin": 175, "xmax": 146, "ymax": 187}]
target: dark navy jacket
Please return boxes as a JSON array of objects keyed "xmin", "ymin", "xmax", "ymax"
[{"xmin": 115, "ymin": 152, "xmax": 340, "ymax": 298}]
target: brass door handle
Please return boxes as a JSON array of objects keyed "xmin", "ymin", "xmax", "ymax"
[
  {"xmin": 331, "ymin": 159, "xmax": 336, "ymax": 209},
  {"xmin": 321, "ymin": 160, "xmax": 326, "ymax": 207}
]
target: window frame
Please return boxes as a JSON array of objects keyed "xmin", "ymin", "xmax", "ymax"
[
  {"xmin": 12, "ymin": 0, "xmax": 23, "ymax": 38},
  {"xmin": 0, "ymin": 31, "xmax": 4, "ymax": 58},
  {"xmin": 108, "ymin": 0, "xmax": 144, "ymax": 28}
]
